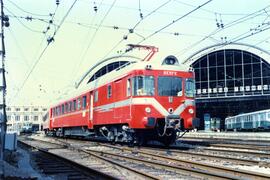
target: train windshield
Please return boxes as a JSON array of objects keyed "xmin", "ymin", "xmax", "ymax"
[
  {"xmin": 158, "ymin": 76, "xmax": 182, "ymax": 96},
  {"xmin": 185, "ymin": 78, "xmax": 195, "ymax": 98},
  {"xmin": 132, "ymin": 76, "xmax": 155, "ymax": 96}
]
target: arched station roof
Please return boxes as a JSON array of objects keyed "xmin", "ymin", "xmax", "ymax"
[{"xmin": 183, "ymin": 42, "xmax": 270, "ymax": 66}]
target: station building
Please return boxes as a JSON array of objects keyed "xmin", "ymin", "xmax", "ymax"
[
  {"xmin": 184, "ymin": 43, "xmax": 270, "ymax": 129},
  {"xmin": 6, "ymin": 106, "xmax": 48, "ymax": 133}
]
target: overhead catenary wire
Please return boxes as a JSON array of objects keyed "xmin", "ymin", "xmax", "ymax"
[
  {"xmin": 10, "ymin": 0, "xmax": 78, "ymax": 104},
  {"xmin": 137, "ymin": 0, "xmax": 213, "ymax": 45},
  {"xmin": 176, "ymin": 5, "xmax": 270, "ymax": 57},
  {"xmin": 101, "ymin": 0, "xmax": 173, "ymax": 60},
  {"xmin": 7, "ymin": 0, "xmax": 51, "ymax": 17},
  {"xmin": 72, "ymin": 0, "xmax": 117, "ymax": 84},
  {"xmin": 4, "ymin": 7, "xmax": 44, "ymax": 34}
]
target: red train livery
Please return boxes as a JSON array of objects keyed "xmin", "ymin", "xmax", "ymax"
[{"xmin": 44, "ymin": 47, "xmax": 199, "ymax": 145}]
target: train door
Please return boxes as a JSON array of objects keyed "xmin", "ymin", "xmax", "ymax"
[
  {"xmin": 114, "ymin": 79, "xmax": 123, "ymax": 119},
  {"xmin": 89, "ymin": 92, "xmax": 94, "ymax": 128}
]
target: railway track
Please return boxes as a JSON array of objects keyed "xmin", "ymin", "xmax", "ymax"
[
  {"xmin": 21, "ymin": 135, "xmax": 270, "ymax": 179},
  {"xmin": 19, "ymin": 141, "xmax": 116, "ymax": 180},
  {"xmin": 91, "ymin": 143, "xmax": 270, "ymax": 179},
  {"xmin": 19, "ymin": 137, "xmax": 160, "ymax": 179},
  {"xmin": 180, "ymin": 137, "xmax": 270, "ymax": 151}
]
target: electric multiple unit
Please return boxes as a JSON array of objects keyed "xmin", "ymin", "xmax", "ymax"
[{"xmin": 43, "ymin": 45, "xmax": 199, "ymax": 145}]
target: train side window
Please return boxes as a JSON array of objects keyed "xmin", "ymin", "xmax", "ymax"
[
  {"xmin": 69, "ymin": 102, "xmax": 72, "ymax": 112},
  {"xmin": 107, "ymin": 85, "xmax": 112, "ymax": 99},
  {"xmin": 127, "ymin": 79, "xmax": 131, "ymax": 97},
  {"xmin": 73, "ymin": 100, "xmax": 77, "ymax": 111},
  {"xmin": 82, "ymin": 96, "xmax": 87, "ymax": 109},
  {"xmin": 77, "ymin": 98, "xmax": 81, "ymax": 110},
  {"xmin": 65, "ymin": 103, "xmax": 68, "ymax": 113},
  {"xmin": 61, "ymin": 104, "xmax": 64, "ymax": 114},
  {"xmin": 94, "ymin": 90, "xmax": 98, "ymax": 102}
]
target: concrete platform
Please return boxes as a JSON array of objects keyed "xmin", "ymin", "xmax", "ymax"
[{"xmin": 184, "ymin": 131, "xmax": 270, "ymax": 141}]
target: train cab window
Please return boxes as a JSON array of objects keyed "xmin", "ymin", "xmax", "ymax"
[
  {"xmin": 132, "ymin": 76, "xmax": 155, "ymax": 96},
  {"xmin": 62, "ymin": 104, "xmax": 64, "ymax": 114},
  {"xmin": 82, "ymin": 96, "xmax": 87, "ymax": 109},
  {"xmin": 73, "ymin": 100, "xmax": 77, "ymax": 111},
  {"xmin": 158, "ymin": 76, "xmax": 182, "ymax": 96},
  {"xmin": 77, "ymin": 98, "xmax": 81, "ymax": 109},
  {"xmin": 94, "ymin": 90, "xmax": 98, "ymax": 102},
  {"xmin": 185, "ymin": 78, "xmax": 195, "ymax": 98},
  {"xmin": 127, "ymin": 79, "xmax": 131, "ymax": 97},
  {"xmin": 107, "ymin": 85, "xmax": 112, "ymax": 98}
]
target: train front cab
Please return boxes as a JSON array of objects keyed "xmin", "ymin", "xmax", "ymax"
[{"xmin": 127, "ymin": 67, "xmax": 199, "ymax": 143}]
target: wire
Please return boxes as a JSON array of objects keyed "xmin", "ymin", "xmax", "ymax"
[
  {"xmin": 10, "ymin": 0, "xmax": 78, "ymax": 104},
  {"xmin": 176, "ymin": 5, "xmax": 270, "ymax": 57},
  {"xmin": 137, "ymin": 0, "xmax": 213, "ymax": 44},
  {"xmin": 102, "ymin": 0, "xmax": 172, "ymax": 60},
  {"xmin": 4, "ymin": 7, "xmax": 44, "ymax": 33},
  {"xmin": 7, "ymin": 0, "xmax": 51, "ymax": 17},
  {"xmin": 72, "ymin": 0, "xmax": 117, "ymax": 83}
]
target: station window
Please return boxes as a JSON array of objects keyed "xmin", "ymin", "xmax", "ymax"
[
  {"xmin": 94, "ymin": 90, "xmax": 98, "ymax": 102},
  {"xmin": 33, "ymin": 108, "xmax": 39, "ymax": 111},
  {"xmin": 7, "ymin": 115, "xmax": 11, "ymax": 121},
  {"xmin": 107, "ymin": 85, "xmax": 112, "ymax": 98},
  {"xmin": 6, "ymin": 107, "xmax": 11, "ymax": 111},
  {"xmin": 73, "ymin": 100, "xmax": 77, "ymax": 111},
  {"xmin": 24, "ymin": 108, "xmax": 29, "ymax": 111},
  {"xmin": 82, "ymin": 96, "xmax": 87, "ymax": 109},
  {"xmin": 77, "ymin": 98, "xmax": 81, "ymax": 109},
  {"xmin": 15, "ymin": 108, "xmax": 20, "ymax": 111},
  {"xmin": 24, "ymin": 116, "xmax": 29, "ymax": 121},
  {"xmin": 15, "ymin": 115, "xmax": 20, "ymax": 121},
  {"xmin": 34, "ymin": 116, "xmax": 39, "ymax": 121}
]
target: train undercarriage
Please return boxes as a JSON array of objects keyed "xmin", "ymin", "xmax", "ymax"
[{"xmin": 45, "ymin": 119, "xmax": 184, "ymax": 146}]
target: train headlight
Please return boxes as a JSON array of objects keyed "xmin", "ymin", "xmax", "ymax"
[
  {"xmin": 188, "ymin": 108, "xmax": 194, "ymax": 114},
  {"xmin": 145, "ymin": 107, "xmax": 151, "ymax": 113}
]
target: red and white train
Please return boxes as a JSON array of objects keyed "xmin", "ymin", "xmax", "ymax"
[{"xmin": 43, "ymin": 45, "xmax": 199, "ymax": 145}]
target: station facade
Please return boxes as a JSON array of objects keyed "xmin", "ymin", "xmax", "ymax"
[
  {"xmin": 6, "ymin": 106, "xmax": 48, "ymax": 133},
  {"xmin": 184, "ymin": 43, "xmax": 270, "ymax": 129}
]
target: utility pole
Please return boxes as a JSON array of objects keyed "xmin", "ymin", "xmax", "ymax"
[{"xmin": 0, "ymin": 0, "xmax": 9, "ymax": 161}]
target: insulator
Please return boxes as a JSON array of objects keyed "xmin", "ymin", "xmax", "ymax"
[
  {"xmin": 4, "ymin": 22, "xmax": 10, "ymax": 27},
  {"xmin": 94, "ymin": 6, "xmax": 98, "ymax": 12},
  {"xmin": 49, "ymin": 20, "xmax": 53, "ymax": 24},
  {"xmin": 56, "ymin": 0, "xmax": 60, "ymax": 5},
  {"xmin": 140, "ymin": 13, "xmax": 143, "ymax": 19},
  {"xmin": 129, "ymin": 29, "xmax": 134, "ymax": 33},
  {"xmin": 3, "ymin": 15, "xmax": 9, "ymax": 22},
  {"xmin": 26, "ymin": 16, "xmax": 33, "ymax": 21},
  {"xmin": 123, "ymin": 35, "xmax": 128, "ymax": 40}
]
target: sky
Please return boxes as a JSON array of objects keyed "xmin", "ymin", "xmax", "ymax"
[{"xmin": 3, "ymin": 0, "xmax": 270, "ymax": 107}]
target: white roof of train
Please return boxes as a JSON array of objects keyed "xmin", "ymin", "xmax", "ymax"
[{"xmin": 51, "ymin": 55, "xmax": 191, "ymax": 106}]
